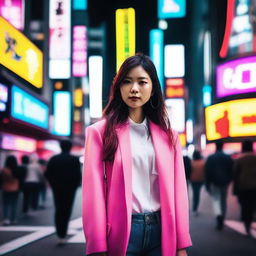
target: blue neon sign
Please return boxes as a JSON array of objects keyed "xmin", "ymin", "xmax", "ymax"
[
  {"xmin": 11, "ymin": 86, "xmax": 49, "ymax": 129},
  {"xmin": 73, "ymin": 0, "xmax": 87, "ymax": 10},
  {"xmin": 150, "ymin": 29, "xmax": 164, "ymax": 92},
  {"xmin": 52, "ymin": 91, "xmax": 71, "ymax": 136},
  {"xmin": 158, "ymin": 0, "xmax": 186, "ymax": 19}
]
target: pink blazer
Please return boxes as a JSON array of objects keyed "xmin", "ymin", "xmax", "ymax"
[{"xmin": 82, "ymin": 119, "xmax": 192, "ymax": 256}]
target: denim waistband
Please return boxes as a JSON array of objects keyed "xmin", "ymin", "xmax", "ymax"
[{"xmin": 131, "ymin": 211, "xmax": 161, "ymax": 225}]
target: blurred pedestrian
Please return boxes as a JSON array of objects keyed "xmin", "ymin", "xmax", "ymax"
[
  {"xmin": 45, "ymin": 140, "xmax": 81, "ymax": 245},
  {"xmin": 17, "ymin": 155, "xmax": 29, "ymax": 191},
  {"xmin": 183, "ymin": 155, "xmax": 192, "ymax": 184},
  {"xmin": 22, "ymin": 154, "xmax": 43, "ymax": 215},
  {"xmin": 190, "ymin": 150, "xmax": 205, "ymax": 216},
  {"xmin": 82, "ymin": 53, "xmax": 192, "ymax": 256},
  {"xmin": 0, "ymin": 155, "xmax": 20, "ymax": 225},
  {"xmin": 233, "ymin": 140, "xmax": 256, "ymax": 236},
  {"xmin": 205, "ymin": 141, "xmax": 233, "ymax": 230},
  {"xmin": 38, "ymin": 159, "xmax": 48, "ymax": 209}
]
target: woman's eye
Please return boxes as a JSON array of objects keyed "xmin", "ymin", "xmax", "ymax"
[
  {"xmin": 139, "ymin": 81, "xmax": 147, "ymax": 85},
  {"xmin": 122, "ymin": 80, "xmax": 130, "ymax": 84}
]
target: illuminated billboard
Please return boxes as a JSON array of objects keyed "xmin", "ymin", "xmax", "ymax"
[
  {"xmin": 0, "ymin": 17, "xmax": 43, "ymax": 88},
  {"xmin": 1, "ymin": 133, "xmax": 36, "ymax": 152},
  {"xmin": 158, "ymin": 0, "xmax": 186, "ymax": 19},
  {"xmin": 165, "ymin": 78, "xmax": 185, "ymax": 98},
  {"xmin": 217, "ymin": 55, "xmax": 256, "ymax": 97},
  {"xmin": 165, "ymin": 98, "xmax": 185, "ymax": 132},
  {"xmin": 73, "ymin": 0, "xmax": 87, "ymax": 10},
  {"xmin": 0, "ymin": 83, "xmax": 8, "ymax": 112},
  {"xmin": 205, "ymin": 98, "xmax": 256, "ymax": 140},
  {"xmin": 72, "ymin": 25, "xmax": 87, "ymax": 77},
  {"xmin": 53, "ymin": 91, "xmax": 71, "ymax": 136},
  {"xmin": 89, "ymin": 56, "xmax": 103, "ymax": 118},
  {"xmin": 150, "ymin": 29, "xmax": 164, "ymax": 92},
  {"xmin": 11, "ymin": 85, "xmax": 49, "ymax": 129},
  {"xmin": 220, "ymin": 0, "xmax": 256, "ymax": 58},
  {"xmin": 0, "ymin": 0, "xmax": 24, "ymax": 30},
  {"xmin": 116, "ymin": 8, "xmax": 135, "ymax": 71},
  {"xmin": 49, "ymin": 0, "xmax": 71, "ymax": 79},
  {"xmin": 164, "ymin": 44, "xmax": 185, "ymax": 78}
]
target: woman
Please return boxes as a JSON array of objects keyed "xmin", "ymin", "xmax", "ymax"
[
  {"xmin": 82, "ymin": 53, "xmax": 192, "ymax": 256},
  {"xmin": 190, "ymin": 150, "xmax": 205, "ymax": 216},
  {"xmin": 0, "ymin": 155, "xmax": 20, "ymax": 225}
]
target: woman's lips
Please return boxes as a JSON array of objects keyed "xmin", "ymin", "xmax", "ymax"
[{"xmin": 129, "ymin": 96, "xmax": 140, "ymax": 100}]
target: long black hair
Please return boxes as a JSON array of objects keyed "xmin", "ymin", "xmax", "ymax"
[{"xmin": 103, "ymin": 53, "xmax": 173, "ymax": 162}]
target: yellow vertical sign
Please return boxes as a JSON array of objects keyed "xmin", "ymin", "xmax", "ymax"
[{"xmin": 116, "ymin": 8, "xmax": 135, "ymax": 71}]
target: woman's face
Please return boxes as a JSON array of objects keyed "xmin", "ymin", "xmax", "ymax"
[{"xmin": 120, "ymin": 66, "xmax": 153, "ymax": 111}]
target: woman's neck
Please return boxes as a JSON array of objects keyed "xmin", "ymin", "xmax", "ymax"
[{"xmin": 129, "ymin": 108, "xmax": 144, "ymax": 123}]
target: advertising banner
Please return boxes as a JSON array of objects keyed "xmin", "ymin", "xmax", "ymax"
[
  {"xmin": 0, "ymin": 17, "xmax": 43, "ymax": 88},
  {"xmin": 11, "ymin": 85, "xmax": 49, "ymax": 129},
  {"xmin": 116, "ymin": 8, "xmax": 135, "ymax": 71},
  {"xmin": 0, "ymin": 0, "xmax": 24, "ymax": 30},
  {"xmin": 158, "ymin": 0, "xmax": 186, "ymax": 19},
  {"xmin": 49, "ymin": 0, "xmax": 71, "ymax": 78},
  {"xmin": 205, "ymin": 98, "xmax": 256, "ymax": 140},
  {"xmin": 217, "ymin": 55, "xmax": 256, "ymax": 97}
]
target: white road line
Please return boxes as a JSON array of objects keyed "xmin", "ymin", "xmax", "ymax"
[
  {"xmin": 225, "ymin": 220, "xmax": 256, "ymax": 238},
  {"xmin": 0, "ymin": 227, "xmax": 55, "ymax": 255},
  {"xmin": 67, "ymin": 231, "xmax": 85, "ymax": 243},
  {"xmin": 0, "ymin": 217, "xmax": 83, "ymax": 255}
]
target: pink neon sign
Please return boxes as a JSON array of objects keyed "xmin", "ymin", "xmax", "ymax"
[
  {"xmin": 0, "ymin": 0, "xmax": 24, "ymax": 30},
  {"xmin": 72, "ymin": 25, "xmax": 87, "ymax": 77},
  {"xmin": 1, "ymin": 133, "xmax": 37, "ymax": 152},
  {"xmin": 217, "ymin": 55, "xmax": 256, "ymax": 98}
]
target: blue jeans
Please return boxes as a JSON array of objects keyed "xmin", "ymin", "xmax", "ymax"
[{"xmin": 126, "ymin": 211, "xmax": 161, "ymax": 256}]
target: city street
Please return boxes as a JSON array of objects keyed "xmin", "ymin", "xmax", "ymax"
[{"xmin": 0, "ymin": 185, "xmax": 255, "ymax": 256}]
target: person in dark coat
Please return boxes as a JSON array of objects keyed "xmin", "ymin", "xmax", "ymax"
[
  {"xmin": 233, "ymin": 140, "xmax": 256, "ymax": 236},
  {"xmin": 183, "ymin": 155, "xmax": 192, "ymax": 183},
  {"xmin": 205, "ymin": 141, "xmax": 233, "ymax": 230},
  {"xmin": 45, "ymin": 140, "xmax": 81, "ymax": 244}
]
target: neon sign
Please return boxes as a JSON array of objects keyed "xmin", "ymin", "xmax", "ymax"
[
  {"xmin": 1, "ymin": 133, "xmax": 36, "ymax": 152},
  {"xmin": 115, "ymin": 8, "xmax": 135, "ymax": 71},
  {"xmin": 158, "ymin": 0, "xmax": 186, "ymax": 19},
  {"xmin": 11, "ymin": 85, "xmax": 49, "ymax": 129},
  {"xmin": 217, "ymin": 55, "xmax": 256, "ymax": 97},
  {"xmin": 0, "ymin": 0, "xmax": 24, "ymax": 30},
  {"xmin": 72, "ymin": 25, "xmax": 87, "ymax": 77},
  {"xmin": 205, "ymin": 98, "xmax": 256, "ymax": 140}
]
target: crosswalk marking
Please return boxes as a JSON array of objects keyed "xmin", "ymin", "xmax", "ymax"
[{"xmin": 0, "ymin": 217, "xmax": 84, "ymax": 255}]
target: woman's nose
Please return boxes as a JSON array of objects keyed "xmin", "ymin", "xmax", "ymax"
[{"xmin": 131, "ymin": 83, "xmax": 139, "ymax": 93}]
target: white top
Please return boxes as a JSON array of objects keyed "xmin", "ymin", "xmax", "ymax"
[
  {"xmin": 25, "ymin": 163, "xmax": 42, "ymax": 183},
  {"xmin": 129, "ymin": 117, "xmax": 160, "ymax": 213}
]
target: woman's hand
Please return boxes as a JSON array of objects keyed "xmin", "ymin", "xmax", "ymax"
[{"xmin": 176, "ymin": 249, "xmax": 188, "ymax": 256}]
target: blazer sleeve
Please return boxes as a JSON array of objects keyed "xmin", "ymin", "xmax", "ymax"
[
  {"xmin": 173, "ymin": 132, "xmax": 192, "ymax": 249},
  {"xmin": 82, "ymin": 125, "xmax": 107, "ymax": 255}
]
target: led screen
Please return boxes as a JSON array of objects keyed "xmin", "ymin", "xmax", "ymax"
[
  {"xmin": 205, "ymin": 98, "xmax": 256, "ymax": 140},
  {"xmin": 53, "ymin": 91, "xmax": 71, "ymax": 136},
  {"xmin": 217, "ymin": 55, "xmax": 256, "ymax": 97},
  {"xmin": 0, "ymin": 17, "xmax": 43, "ymax": 88},
  {"xmin": 11, "ymin": 85, "xmax": 49, "ymax": 129}
]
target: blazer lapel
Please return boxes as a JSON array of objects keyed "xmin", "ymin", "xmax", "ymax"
[{"xmin": 116, "ymin": 123, "xmax": 133, "ymax": 219}]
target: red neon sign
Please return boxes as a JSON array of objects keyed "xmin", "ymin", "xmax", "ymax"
[{"xmin": 219, "ymin": 0, "xmax": 235, "ymax": 58}]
